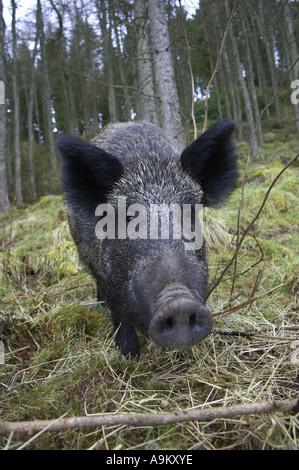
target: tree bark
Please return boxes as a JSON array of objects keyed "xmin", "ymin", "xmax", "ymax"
[
  {"xmin": 27, "ymin": 55, "xmax": 37, "ymax": 200},
  {"xmin": 209, "ymin": 3, "xmax": 233, "ymax": 123},
  {"xmin": 216, "ymin": 16, "xmax": 241, "ymax": 139},
  {"xmin": 26, "ymin": 8, "xmax": 40, "ymax": 200},
  {"xmin": 0, "ymin": 398, "xmax": 297, "ymax": 435},
  {"xmin": 96, "ymin": 0, "xmax": 117, "ymax": 123},
  {"xmin": 11, "ymin": 0, "xmax": 23, "ymax": 204},
  {"xmin": 244, "ymin": 2, "xmax": 270, "ymax": 118},
  {"xmin": 256, "ymin": 0, "xmax": 282, "ymax": 127},
  {"xmin": 201, "ymin": 11, "xmax": 223, "ymax": 120},
  {"xmin": 36, "ymin": 0, "xmax": 57, "ymax": 170},
  {"xmin": 50, "ymin": 0, "xmax": 78, "ymax": 135},
  {"xmin": 0, "ymin": 0, "xmax": 9, "ymax": 210},
  {"xmin": 283, "ymin": 0, "xmax": 299, "ymax": 138},
  {"xmin": 134, "ymin": 0, "xmax": 158, "ymax": 125},
  {"xmin": 242, "ymin": 16, "xmax": 264, "ymax": 148},
  {"xmin": 148, "ymin": 0, "xmax": 184, "ymax": 151},
  {"xmin": 224, "ymin": 0, "xmax": 259, "ymax": 157},
  {"xmin": 112, "ymin": 4, "xmax": 131, "ymax": 121}
]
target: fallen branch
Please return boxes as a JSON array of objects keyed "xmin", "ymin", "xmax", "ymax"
[{"xmin": 0, "ymin": 399, "xmax": 298, "ymax": 435}]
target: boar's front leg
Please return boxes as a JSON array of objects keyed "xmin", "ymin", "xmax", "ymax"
[
  {"xmin": 113, "ymin": 319, "xmax": 140, "ymax": 359},
  {"xmin": 96, "ymin": 280, "xmax": 140, "ymax": 358},
  {"xmin": 97, "ymin": 280, "xmax": 106, "ymax": 304}
]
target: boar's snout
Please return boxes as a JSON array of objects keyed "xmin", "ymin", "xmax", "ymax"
[{"xmin": 148, "ymin": 296, "xmax": 213, "ymax": 350}]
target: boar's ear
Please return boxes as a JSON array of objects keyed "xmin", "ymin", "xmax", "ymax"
[
  {"xmin": 56, "ymin": 135, "xmax": 123, "ymax": 210},
  {"xmin": 180, "ymin": 119, "xmax": 239, "ymax": 207}
]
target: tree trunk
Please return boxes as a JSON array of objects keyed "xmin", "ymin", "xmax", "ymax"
[
  {"xmin": 25, "ymin": 9, "xmax": 39, "ymax": 200},
  {"xmin": 283, "ymin": 1, "xmax": 299, "ymax": 79},
  {"xmin": 148, "ymin": 0, "xmax": 184, "ymax": 151},
  {"xmin": 11, "ymin": 0, "xmax": 23, "ymax": 204},
  {"xmin": 36, "ymin": 0, "xmax": 57, "ymax": 171},
  {"xmin": 209, "ymin": 3, "xmax": 232, "ymax": 121},
  {"xmin": 34, "ymin": 83, "xmax": 42, "ymax": 144},
  {"xmin": 97, "ymin": 0, "xmax": 117, "ymax": 123},
  {"xmin": 283, "ymin": 0, "xmax": 299, "ymax": 138},
  {"xmin": 27, "ymin": 51, "xmax": 37, "ymax": 200},
  {"xmin": 112, "ymin": 5, "xmax": 131, "ymax": 121},
  {"xmin": 50, "ymin": 0, "xmax": 78, "ymax": 135},
  {"xmin": 0, "ymin": 0, "xmax": 9, "ymax": 210},
  {"xmin": 201, "ymin": 10, "xmax": 223, "ymax": 120},
  {"xmin": 215, "ymin": 18, "xmax": 241, "ymax": 139},
  {"xmin": 134, "ymin": 0, "xmax": 158, "ymax": 125},
  {"xmin": 256, "ymin": 0, "xmax": 282, "ymax": 126},
  {"xmin": 224, "ymin": 0, "xmax": 259, "ymax": 157},
  {"xmin": 242, "ymin": 16, "xmax": 264, "ymax": 148},
  {"xmin": 245, "ymin": 2, "xmax": 270, "ymax": 118}
]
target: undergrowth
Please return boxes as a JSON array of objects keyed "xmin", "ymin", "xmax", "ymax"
[{"xmin": 0, "ymin": 138, "xmax": 298, "ymax": 450}]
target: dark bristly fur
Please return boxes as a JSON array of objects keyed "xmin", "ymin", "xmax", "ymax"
[
  {"xmin": 57, "ymin": 120, "xmax": 239, "ymax": 359},
  {"xmin": 180, "ymin": 119, "xmax": 239, "ymax": 207}
]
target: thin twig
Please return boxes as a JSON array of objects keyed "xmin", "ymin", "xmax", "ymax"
[
  {"xmin": 208, "ymin": 152, "xmax": 298, "ymax": 297},
  {"xmin": 212, "ymin": 283, "xmax": 284, "ymax": 317},
  {"xmin": 0, "ymin": 398, "xmax": 297, "ymax": 434},
  {"xmin": 215, "ymin": 330, "xmax": 299, "ymax": 342},
  {"xmin": 202, "ymin": 0, "xmax": 237, "ymax": 134},
  {"xmin": 226, "ymin": 55, "xmax": 299, "ymax": 299},
  {"xmin": 43, "ymin": 281, "xmax": 95, "ymax": 298},
  {"xmin": 227, "ymin": 235, "xmax": 264, "ymax": 307}
]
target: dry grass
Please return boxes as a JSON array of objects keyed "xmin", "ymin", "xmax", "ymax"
[{"xmin": 0, "ymin": 141, "xmax": 298, "ymax": 450}]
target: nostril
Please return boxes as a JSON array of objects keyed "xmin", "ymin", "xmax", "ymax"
[
  {"xmin": 189, "ymin": 313, "xmax": 197, "ymax": 327},
  {"xmin": 162, "ymin": 317, "xmax": 174, "ymax": 331}
]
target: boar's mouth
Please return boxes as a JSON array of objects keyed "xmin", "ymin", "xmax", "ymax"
[{"xmin": 148, "ymin": 284, "xmax": 213, "ymax": 349}]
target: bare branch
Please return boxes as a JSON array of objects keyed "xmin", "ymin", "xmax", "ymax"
[
  {"xmin": 213, "ymin": 283, "xmax": 284, "ymax": 317},
  {"xmin": 215, "ymin": 330, "xmax": 299, "ymax": 342},
  {"xmin": 208, "ymin": 151, "xmax": 298, "ymax": 297},
  {"xmin": 43, "ymin": 281, "xmax": 95, "ymax": 298},
  {"xmin": 0, "ymin": 399, "xmax": 298, "ymax": 435},
  {"xmin": 226, "ymin": 56, "xmax": 299, "ymax": 298}
]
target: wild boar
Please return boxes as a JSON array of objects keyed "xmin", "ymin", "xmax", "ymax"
[{"xmin": 57, "ymin": 119, "xmax": 238, "ymax": 358}]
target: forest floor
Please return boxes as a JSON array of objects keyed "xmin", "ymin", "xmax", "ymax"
[{"xmin": 0, "ymin": 134, "xmax": 298, "ymax": 450}]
